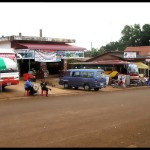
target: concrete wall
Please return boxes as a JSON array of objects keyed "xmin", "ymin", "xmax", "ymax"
[{"xmin": 0, "ymin": 41, "xmax": 11, "ymax": 48}]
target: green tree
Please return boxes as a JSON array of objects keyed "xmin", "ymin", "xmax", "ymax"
[
  {"xmin": 141, "ymin": 24, "xmax": 150, "ymax": 46},
  {"xmin": 85, "ymin": 23, "xmax": 150, "ymax": 57}
]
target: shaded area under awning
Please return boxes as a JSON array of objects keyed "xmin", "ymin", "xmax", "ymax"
[
  {"xmin": 13, "ymin": 43, "xmax": 87, "ymax": 51},
  {"xmin": 134, "ymin": 62, "xmax": 149, "ymax": 69}
]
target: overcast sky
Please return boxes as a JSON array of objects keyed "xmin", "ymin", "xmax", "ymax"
[{"xmin": 0, "ymin": 2, "xmax": 150, "ymax": 50}]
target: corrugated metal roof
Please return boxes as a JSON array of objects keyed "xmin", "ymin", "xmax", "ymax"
[
  {"xmin": 14, "ymin": 43, "xmax": 86, "ymax": 51},
  {"xmin": 125, "ymin": 46, "xmax": 150, "ymax": 56}
]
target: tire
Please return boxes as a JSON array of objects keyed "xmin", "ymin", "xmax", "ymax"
[
  {"xmin": 64, "ymin": 83, "xmax": 69, "ymax": 89},
  {"xmin": 94, "ymin": 88, "xmax": 99, "ymax": 91},
  {"xmin": 75, "ymin": 87, "xmax": 79, "ymax": 90},
  {"xmin": 84, "ymin": 84, "xmax": 91, "ymax": 91}
]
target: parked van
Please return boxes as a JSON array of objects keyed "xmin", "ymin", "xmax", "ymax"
[{"xmin": 59, "ymin": 69, "xmax": 107, "ymax": 91}]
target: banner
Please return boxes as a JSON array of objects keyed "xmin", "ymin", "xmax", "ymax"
[{"xmin": 35, "ymin": 50, "xmax": 61, "ymax": 62}]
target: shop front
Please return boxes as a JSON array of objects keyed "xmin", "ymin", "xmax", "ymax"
[{"xmin": 13, "ymin": 42, "xmax": 86, "ymax": 79}]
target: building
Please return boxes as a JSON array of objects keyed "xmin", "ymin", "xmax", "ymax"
[
  {"xmin": 69, "ymin": 50, "xmax": 149, "ymax": 77},
  {"xmin": 0, "ymin": 31, "xmax": 86, "ymax": 78}
]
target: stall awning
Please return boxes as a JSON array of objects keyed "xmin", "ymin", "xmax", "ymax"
[
  {"xmin": 14, "ymin": 43, "xmax": 87, "ymax": 51},
  {"xmin": 134, "ymin": 62, "xmax": 149, "ymax": 69}
]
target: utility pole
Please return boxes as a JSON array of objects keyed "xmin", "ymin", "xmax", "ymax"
[{"xmin": 91, "ymin": 42, "xmax": 92, "ymax": 51}]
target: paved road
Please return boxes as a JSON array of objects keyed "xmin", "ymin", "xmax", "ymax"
[{"xmin": 0, "ymin": 87, "xmax": 150, "ymax": 147}]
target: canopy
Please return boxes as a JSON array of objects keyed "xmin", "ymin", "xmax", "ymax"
[
  {"xmin": 134, "ymin": 62, "xmax": 149, "ymax": 69},
  {"xmin": 0, "ymin": 57, "xmax": 17, "ymax": 70}
]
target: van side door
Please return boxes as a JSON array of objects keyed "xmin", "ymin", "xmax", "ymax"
[{"xmin": 69, "ymin": 71, "xmax": 82, "ymax": 87}]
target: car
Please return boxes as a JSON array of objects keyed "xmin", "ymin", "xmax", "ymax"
[{"xmin": 59, "ymin": 69, "xmax": 107, "ymax": 91}]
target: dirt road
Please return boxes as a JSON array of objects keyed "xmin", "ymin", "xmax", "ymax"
[{"xmin": 0, "ymin": 87, "xmax": 150, "ymax": 147}]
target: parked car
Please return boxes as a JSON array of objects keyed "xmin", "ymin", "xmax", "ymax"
[{"xmin": 59, "ymin": 69, "xmax": 107, "ymax": 91}]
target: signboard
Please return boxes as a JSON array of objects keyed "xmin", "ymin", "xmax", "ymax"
[
  {"xmin": 124, "ymin": 52, "xmax": 136, "ymax": 58},
  {"xmin": 56, "ymin": 50, "xmax": 84, "ymax": 59},
  {"xmin": 15, "ymin": 49, "xmax": 35, "ymax": 59},
  {"xmin": 15, "ymin": 49, "xmax": 84, "ymax": 61}
]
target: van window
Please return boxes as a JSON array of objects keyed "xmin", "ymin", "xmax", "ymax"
[
  {"xmin": 96, "ymin": 71, "xmax": 105, "ymax": 78},
  {"xmin": 82, "ymin": 72, "xmax": 94, "ymax": 78},
  {"xmin": 72, "ymin": 71, "xmax": 80, "ymax": 77},
  {"xmin": 82, "ymin": 72, "xmax": 88, "ymax": 78}
]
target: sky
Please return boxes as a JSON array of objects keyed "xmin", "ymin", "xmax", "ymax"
[{"xmin": 0, "ymin": 2, "xmax": 150, "ymax": 50}]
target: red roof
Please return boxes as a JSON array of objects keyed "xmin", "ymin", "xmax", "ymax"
[
  {"xmin": 13, "ymin": 43, "xmax": 86, "ymax": 51},
  {"xmin": 71, "ymin": 60, "xmax": 129, "ymax": 65},
  {"xmin": 125, "ymin": 46, "xmax": 150, "ymax": 56},
  {"xmin": 92, "ymin": 60, "xmax": 129, "ymax": 64}
]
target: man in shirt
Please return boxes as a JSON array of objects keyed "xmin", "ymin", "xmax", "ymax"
[{"xmin": 24, "ymin": 77, "xmax": 37, "ymax": 95}]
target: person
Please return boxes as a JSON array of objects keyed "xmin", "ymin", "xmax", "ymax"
[
  {"xmin": 31, "ymin": 68, "xmax": 37, "ymax": 82},
  {"xmin": 40, "ymin": 79, "xmax": 52, "ymax": 97},
  {"xmin": 24, "ymin": 77, "xmax": 37, "ymax": 96},
  {"xmin": 44, "ymin": 69, "xmax": 49, "ymax": 78},
  {"xmin": 138, "ymin": 76, "xmax": 143, "ymax": 86},
  {"xmin": 147, "ymin": 77, "xmax": 150, "ymax": 86},
  {"xmin": 143, "ymin": 76, "xmax": 148, "ymax": 85}
]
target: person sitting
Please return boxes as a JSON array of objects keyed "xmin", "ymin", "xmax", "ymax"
[
  {"xmin": 143, "ymin": 76, "xmax": 148, "ymax": 85},
  {"xmin": 147, "ymin": 77, "xmax": 150, "ymax": 86},
  {"xmin": 24, "ymin": 77, "xmax": 37, "ymax": 96},
  {"xmin": 40, "ymin": 79, "xmax": 51, "ymax": 97}
]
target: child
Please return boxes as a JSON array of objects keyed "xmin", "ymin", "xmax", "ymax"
[{"xmin": 40, "ymin": 79, "xmax": 51, "ymax": 97}]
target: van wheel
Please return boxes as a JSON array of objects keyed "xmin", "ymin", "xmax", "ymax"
[
  {"xmin": 94, "ymin": 88, "xmax": 99, "ymax": 91},
  {"xmin": 84, "ymin": 84, "xmax": 91, "ymax": 91},
  {"xmin": 64, "ymin": 83, "xmax": 69, "ymax": 89}
]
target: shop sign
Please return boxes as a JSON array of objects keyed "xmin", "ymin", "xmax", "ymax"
[{"xmin": 15, "ymin": 49, "xmax": 35, "ymax": 59}]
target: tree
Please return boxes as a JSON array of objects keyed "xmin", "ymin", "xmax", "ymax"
[
  {"xmin": 141, "ymin": 24, "xmax": 150, "ymax": 46},
  {"xmin": 85, "ymin": 23, "xmax": 150, "ymax": 57}
]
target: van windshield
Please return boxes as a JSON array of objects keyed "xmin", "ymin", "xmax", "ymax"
[{"xmin": 96, "ymin": 71, "xmax": 105, "ymax": 78}]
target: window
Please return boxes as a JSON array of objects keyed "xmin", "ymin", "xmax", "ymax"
[
  {"xmin": 82, "ymin": 72, "xmax": 88, "ymax": 78},
  {"xmin": 72, "ymin": 71, "xmax": 80, "ymax": 77},
  {"xmin": 82, "ymin": 72, "xmax": 94, "ymax": 78},
  {"xmin": 96, "ymin": 71, "xmax": 105, "ymax": 78},
  {"xmin": 87, "ymin": 72, "xmax": 94, "ymax": 78}
]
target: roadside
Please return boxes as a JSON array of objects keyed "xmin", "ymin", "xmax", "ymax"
[{"xmin": 0, "ymin": 75, "xmax": 149, "ymax": 101}]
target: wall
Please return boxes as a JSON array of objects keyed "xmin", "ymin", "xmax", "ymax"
[{"xmin": 0, "ymin": 41, "xmax": 11, "ymax": 48}]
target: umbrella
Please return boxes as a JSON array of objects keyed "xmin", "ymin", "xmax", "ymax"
[{"xmin": 0, "ymin": 57, "xmax": 17, "ymax": 71}]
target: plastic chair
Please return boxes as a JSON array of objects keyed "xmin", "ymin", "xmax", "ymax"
[
  {"xmin": 41, "ymin": 90, "xmax": 47, "ymax": 96},
  {"xmin": 24, "ymin": 89, "xmax": 30, "ymax": 96}
]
